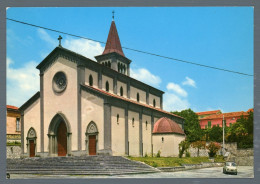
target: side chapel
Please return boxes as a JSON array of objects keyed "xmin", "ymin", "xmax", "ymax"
[{"xmin": 20, "ymin": 18, "xmax": 185, "ymax": 158}]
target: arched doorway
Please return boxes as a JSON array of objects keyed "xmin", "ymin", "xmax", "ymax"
[
  {"xmin": 27, "ymin": 127, "xmax": 37, "ymax": 157},
  {"xmin": 48, "ymin": 113, "xmax": 72, "ymax": 157},
  {"xmin": 57, "ymin": 121, "xmax": 67, "ymax": 156},
  {"xmin": 85, "ymin": 121, "xmax": 98, "ymax": 155}
]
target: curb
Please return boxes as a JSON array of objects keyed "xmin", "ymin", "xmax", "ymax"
[{"xmin": 158, "ymin": 162, "xmax": 225, "ymax": 172}]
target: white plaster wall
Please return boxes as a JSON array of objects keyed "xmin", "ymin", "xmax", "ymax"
[
  {"xmin": 130, "ymin": 86, "xmax": 146, "ymax": 104},
  {"xmin": 117, "ymin": 80, "xmax": 127, "ymax": 98},
  {"xmin": 81, "ymin": 91, "xmax": 104, "ymax": 151},
  {"xmin": 142, "ymin": 115, "xmax": 151, "ymax": 156},
  {"xmin": 152, "ymin": 134, "xmax": 185, "ymax": 157},
  {"xmin": 85, "ymin": 68, "xmax": 98, "ymax": 88},
  {"xmin": 128, "ymin": 111, "xmax": 140, "ymax": 156},
  {"xmin": 43, "ymin": 57, "xmax": 78, "ymax": 152},
  {"xmin": 111, "ymin": 106, "xmax": 125, "ymax": 156},
  {"xmin": 149, "ymin": 93, "xmax": 160, "ymax": 108},
  {"xmin": 23, "ymin": 98, "xmax": 40, "ymax": 154},
  {"xmin": 102, "ymin": 75, "xmax": 113, "ymax": 93}
]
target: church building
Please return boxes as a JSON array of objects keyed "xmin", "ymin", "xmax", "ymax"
[{"xmin": 19, "ymin": 18, "xmax": 185, "ymax": 158}]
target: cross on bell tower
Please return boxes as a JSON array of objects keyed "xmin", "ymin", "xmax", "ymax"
[{"xmin": 58, "ymin": 35, "xmax": 63, "ymax": 47}]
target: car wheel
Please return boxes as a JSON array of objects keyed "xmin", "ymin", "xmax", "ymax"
[{"xmin": 223, "ymin": 169, "xmax": 226, "ymax": 174}]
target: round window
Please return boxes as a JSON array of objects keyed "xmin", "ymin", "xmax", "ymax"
[{"xmin": 52, "ymin": 71, "xmax": 67, "ymax": 93}]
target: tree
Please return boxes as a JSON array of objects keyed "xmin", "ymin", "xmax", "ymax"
[
  {"xmin": 226, "ymin": 112, "xmax": 253, "ymax": 148},
  {"xmin": 191, "ymin": 141, "xmax": 206, "ymax": 157},
  {"xmin": 209, "ymin": 125, "xmax": 222, "ymax": 142},
  {"xmin": 172, "ymin": 109, "xmax": 203, "ymax": 142},
  {"xmin": 206, "ymin": 142, "xmax": 221, "ymax": 158},
  {"xmin": 178, "ymin": 140, "xmax": 190, "ymax": 158}
]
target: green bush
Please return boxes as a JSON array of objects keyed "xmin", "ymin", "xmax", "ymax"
[
  {"xmin": 185, "ymin": 151, "xmax": 191, "ymax": 157},
  {"xmin": 144, "ymin": 153, "xmax": 148, "ymax": 157},
  {"xmin": 156, "ymin": 150, "xmax": 161, "ymax": 158},
  {"xmin": 152, "ymin": 162, "xmax": 158, "ymax": 167}
]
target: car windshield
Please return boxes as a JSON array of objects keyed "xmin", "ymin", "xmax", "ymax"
[{"xmin": 226, "ymin": 162, "xmax": 236, "ymax": 166}]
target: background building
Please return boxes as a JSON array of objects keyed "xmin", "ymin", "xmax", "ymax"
[
  {"xmin": 6, "ymin": 105, "xmax": 21, "ymax": 143},
  {"xmin": 198, "ymin": 109, "xmax": 253, "ymax": 129}
]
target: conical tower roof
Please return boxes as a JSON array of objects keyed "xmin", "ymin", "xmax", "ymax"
[{"xmin": 102, "ymin": 20, "xmax": 125, "ymax": 57}]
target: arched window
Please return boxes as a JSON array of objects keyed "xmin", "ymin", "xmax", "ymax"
[
  {"xmin": 146, "ymin": 121, "xmax": 148, "ymax": 130},
  {"xmin": 162, "ymin": 137, "xmax": 164, "ymax": 143},
  {"xmin": 153, "ymin": 99, "xmax": 156, "ymax": 107},
  {"xmin": 120, "ymin": 86, "xmax": 123, "ymax": 96},
  {"xmin": 132, "ymin": 118, "xmax": 134, "ymax": 127},
  {"xmin": 89, "ymin": 75, "xmax": 93, "ymax": 86},
  {"xmin": 105, "ymin": 81, "xmax": 109, "ymax": 92},
  {"xmin": 137, "ymin": 93, "xmax": 140, "ymax": 102},
  {"xmin": 123, "ymin": 65, "xmax": 126, "ymax": 74},
  {"xmin": 108, "ymin": 61, "xmax": 111, "ymax": 68},
  {"xmin": 117, "ymin": 114, "xmax": 119, "ymax": 124}
]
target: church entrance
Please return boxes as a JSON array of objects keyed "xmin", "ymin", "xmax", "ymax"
[
  {"xmin": 86, "ymin": 121, "xmax": 98, "ymax": 155},
  {"xmin": 26, "ymin": 127, "xmax": 37, "ymax": 157},
  {"xmin": 29, "ymin": 140, "xmax": 35, "ymax": 157},
  {"xmin": 89, "ymin": 135, "xmax": 96, "ymax": 155},
  {"xmin": 48, "ymin": 113, "xmax": 72, "ymax": 157},
  {"xmin": 57, "ymin": 121, "xmax": 67, "ymax": 156}
]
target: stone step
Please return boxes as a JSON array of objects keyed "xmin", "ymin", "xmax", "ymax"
[{"xmin": 7, "ymin": 156, "xmax": 159, "ymax": 175}]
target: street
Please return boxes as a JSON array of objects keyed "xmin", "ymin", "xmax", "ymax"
[{"xmin": 10, "ymin": 166, "xmax": 253, "ymax": 179}]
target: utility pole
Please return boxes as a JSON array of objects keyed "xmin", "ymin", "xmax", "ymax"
[{"xmin": 222, "ymin": 114, "xmax": 225, "ymax": 155}]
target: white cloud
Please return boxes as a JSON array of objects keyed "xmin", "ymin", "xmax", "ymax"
[
  {"xmin": 63, "ymin": 39, "xmax": 103, "ymax": 60},
  {"xmin": 37, "ymin": 29, "xmax": 104, "ymax": 60},
  {"xmin": 182, "ymin": 76, "xmax": 196, "ymax": 88},
  {"xmin": 38, "ymin": 29, "xmax": 57, "ymax": 47},
  {"xmin": 7, "ymin": 58, "xmax": 39, "ymax": 107},
  {"xmin": 163, "ymin": 92, "xmax": 190, "ymax": 111},
  {"xmin": 130, "ymin": 68, "xmax": 161, "ymax": 88},
  {"xmin": 166, "ymin": 82, "xmax": 187, "ymax": 97}
]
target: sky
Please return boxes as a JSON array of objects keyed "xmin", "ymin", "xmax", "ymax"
[{"xmin": 6, "ymin": 7, "xmax": 253, "ymax": 113}]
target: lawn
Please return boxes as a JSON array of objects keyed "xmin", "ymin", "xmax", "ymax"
[{"xmin": 127, "ymin": 156, "xmax": 225, "ymax": 167}]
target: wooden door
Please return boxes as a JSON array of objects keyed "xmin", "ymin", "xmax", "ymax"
[
  {"xmin": 29, "ymin": 140, "xmax": 35, "ymax": 157},
  {"xmin": 57, "ymin": 121, "xmax": 67, "ymax": 156},
  {"xmin": 89, "ymin": 135, "xmax": 96, "ymax": 155}
]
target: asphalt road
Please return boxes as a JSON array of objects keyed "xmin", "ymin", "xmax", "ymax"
[{"xmin": 9, "ymin": 166, "xmax": 253, "ymax": 179}]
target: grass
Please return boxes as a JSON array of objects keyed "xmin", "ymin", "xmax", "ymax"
[
  {"xmin": 6, "ymin": 141, "xmax": 21, "ymax": 146},
  {"xmin": 128, "ymin": 156, "xmax": 225, "ymax": 167}
]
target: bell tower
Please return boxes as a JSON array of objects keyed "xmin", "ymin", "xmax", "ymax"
[{"xmin": 95, "ymin": 18, "xmax": 131, "ymax": 76}]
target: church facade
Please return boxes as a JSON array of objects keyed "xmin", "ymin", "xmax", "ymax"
[{"xmin": 20, "ymin": 19, "xmax": 185, "ymax": 158}]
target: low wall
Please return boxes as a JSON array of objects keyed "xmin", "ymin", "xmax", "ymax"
[
  {"xmin": 7, "ymin": 146, "xmax": 21, "ymax": 159},
  {"xmin": 187, "ymin": 142, "xmax": 253, "ymax": 166}
]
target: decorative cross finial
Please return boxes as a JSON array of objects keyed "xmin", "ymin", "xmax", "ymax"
[
  {"xmin": 58, "ymin": 35, "xmax": 62, "ymax": 47},
  {"xmin": 112, "ymin": 10, "xmax": 115, "ymax": 20}
]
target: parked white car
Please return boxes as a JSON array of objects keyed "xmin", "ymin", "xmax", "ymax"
[{"xmin": 223, "ymin": 162, "xmax": 237, "ymax": 175}]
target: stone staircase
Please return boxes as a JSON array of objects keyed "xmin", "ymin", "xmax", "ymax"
[{"xmin": 7, "ymin": 156, "xmax": 159, "ymax": 176}]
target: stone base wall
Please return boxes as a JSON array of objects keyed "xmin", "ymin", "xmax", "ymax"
[{"xmin": 6, "ymin": 146, "xmax": 21, "ymax": 159}]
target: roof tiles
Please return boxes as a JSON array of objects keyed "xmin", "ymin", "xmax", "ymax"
[
  {"xmin": 153, "ymin": 117, "xmax": 185, "ymax": 135},
  {"xmin": 103, "ymin": 21, "xmax": 125, "ymax": 57}
]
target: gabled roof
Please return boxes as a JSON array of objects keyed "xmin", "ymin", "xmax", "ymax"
[
  {"xmin": 81, "ymin": 84, "xmax": 184, "ymax": 120},
  {"xmin": 196, "ymin": 110, "xmax": 221, "ymax": 116},
  {"xmin": 102, "ymin": 21, "xmax": 125, "ymax": 57},
  {"xmin": 36, "ymin": 46, "xmax": 164, "ymax": 95},
  {"xmin": 201, "ymin": 111, "xmax": 249, "ymax": 120},
  {"xmin": 153, "ymin": 117, "xmax": 185, "ymax": 135},
  {"xmin": 7, "ymin": 105, "xmax": 19, "ymax": 110}
]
